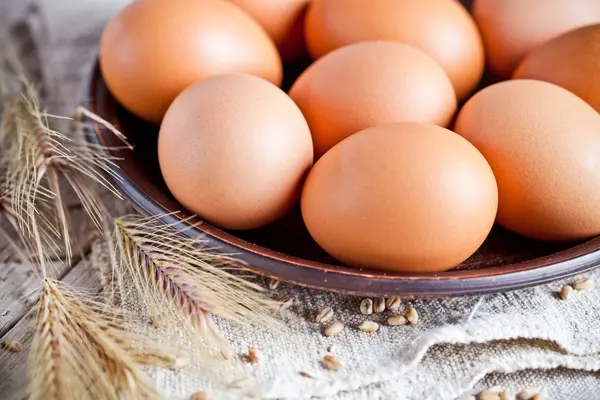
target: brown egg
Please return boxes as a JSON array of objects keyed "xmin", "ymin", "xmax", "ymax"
[
  {"xmin": 158, "ymin": 74, "xmax": 313, "ymax": 230},
  {"xmin": 473, "ymin": 0, "xmax": 600, "ymax": 79},
  {"xmin": 301, "ymin": 122, "xmax": 498, "ymax": 273},
  {"xmin": 514, "ymin": 24, "xmax": 600, "ymax": 114},
  {"xmin": 304, "ymin": 0, "xmax": 484, "ymax": 100},
  {"xmin": 100, "ymin": 0, "xmax": 282, "ymax": 124},
  {"xmin": 455, "ymin": 80, "xmax": 600, "ymax": 242},
  {"xmin": 229, "ymin": 0, "xmax": 310, "ymax": 61},
  {"xmin": 289, "ymin": 41, "xmax": 457, "ymax": 159}
]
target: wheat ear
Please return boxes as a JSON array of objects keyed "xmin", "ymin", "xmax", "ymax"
[
  {"xmin": 0, "ymin": 191, "xmax": 30, "ymax": 263},
  {"xmin": 114, "ymin": 214, "xmax": 279, "ymax": 357},
  {"xmin": 28, "ymin": 278, "xmax": 186, "ymax": 400},
  {"xmin": 0, "ymin": 38, "xmax": 175, "ymax": 400},
  {"xmin": 0, "ymin": 44, "xmax": 127, "ymax": 265}
]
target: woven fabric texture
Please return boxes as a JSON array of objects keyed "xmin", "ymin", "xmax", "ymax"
[{"xmin": 4, "ymin": 1, "xmax": 600, "ymax": 399}]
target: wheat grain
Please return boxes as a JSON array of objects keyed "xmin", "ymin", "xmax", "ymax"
[
  {"xmin": 559, "ymin": 285, "xmax": 573, "ymax": 300},
  {"xmin": 321, "ymin": 355, "xmax": 343, "ymax": 371},
  {"xmin": 405, "ymin": 307, "xmax": 419, "ymax": 324},
  {"xmin": 360, "ymin": 298, "xmax": 373, "ymax": 315},
  {"xmin": 315, "ymin": 307, "xmax": 334, "ymax": 323},
  {"xmin": 245, "ymin": 347, "xmax": 261, "ymax": 364},
  {"xmin": 2, "ymin": 338, "xmax": 22, "ymax": 352},
  {"xmin": 387, "ymin": 315, "xmax": 408, "ymax": 326},
  {"xmin": 359, "ymin": 321, "xmax": 379, "ymax": 333},
  {"xmin": 385, "ymin": 297, "xmax": 401, "ymax": 312},
  {"xmin": 323, "ymin": 322, "xmax": 344, "ymax": 337},
  {"xmin": 189, "ymin": 391, "xmax": 209, "ymax": 400},
  {"xmin": 373, "ymin": 298, "xmax": 385, "ymax": 313},
  {"xmin": 573, "ymin": 277, "xmax": 594, "ymax": 290}
]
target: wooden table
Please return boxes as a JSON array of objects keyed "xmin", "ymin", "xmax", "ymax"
[{"xmin": 0, "ymin": 205, "xmax": 114, "ymax": 399}]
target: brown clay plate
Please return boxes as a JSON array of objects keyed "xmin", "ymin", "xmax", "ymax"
[
  {"xmin": 85, "ymin": 61, "xmax": 600, "ymax": 298},
  {"xmin": 84, "ymin": 0, "xmax": 600, "ymax": 297}
]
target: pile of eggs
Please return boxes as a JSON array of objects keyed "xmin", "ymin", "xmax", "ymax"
[{"xmin": 100, "ymin": 0, "xmax": 600, "ymax": 273}]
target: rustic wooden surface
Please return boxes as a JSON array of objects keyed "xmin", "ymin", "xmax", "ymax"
[
  {"xmin": 0, "ymin": 179, "xmax": 104, "ymax": 399},
  {"xmin": 0, "ymin": 252, "xmax": 103, "ymax": 400}
]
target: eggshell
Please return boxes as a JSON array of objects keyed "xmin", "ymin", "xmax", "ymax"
[
  {"xmin": 304, "ymin": 0, "xmax": 484, "ymax": 100},
  {"xmin": 158, "ymin": 74, "xmax": 313, "ymax": 230},
  {"xmin": 454, "ymin": 80, "xmax": 600, "ymax": 242},
  {"xmin": 473, "ymin": 0, "xmax": 600, "ymax": 78},
  {"xmin": 100, "ymin": 0, "xmax": 282, "ymax": 124},
  {"xmin": 514, "ymin": 24, "xmax": 600, "ymax": 114},
  {"xmin": 229, "ymin": 0, "xmax": 310, "ymax": 61},
  {"xmin": 301, "ymin": 122, "xmax": 498, "ymax": 273},
  {"xmin": 289, "ymin": 41, "xmax": 457, "ymax": 159}
]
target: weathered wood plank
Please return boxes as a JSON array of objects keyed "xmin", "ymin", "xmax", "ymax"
[
  {"xmin": 0, "ymin": 205, "xmax": 101, "ymax": 337},
  {"xmin": 0, "ymin": 258, "xmax": 103, "ymax": 400},
  {"xmin": 0, "ymin": 261, "xmax": 63, "ymax": 337}
]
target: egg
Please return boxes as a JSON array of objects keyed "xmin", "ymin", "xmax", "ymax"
[
  {"xmin": 289, "ymin": 41, "xmax": 457, "ymax": 159},
  {"xmin": 100, "ymin": 0, "xmax": 282, "ymax": 124},
  {"xmin": 304, "ymin": 0, "xmax": 484, "ymax": 100},
  {"xmin": 473, "ymin": 0, "xmax": 600, "ymax": 79},
  {"xmin": 454, "ymin": 80, "xmax": 600, "ymax": 242},
  {"xmin": 228, "ymin": 0, "xmax": 310, "ymax": 61},
  {"xmin": 158, "ymin": 74, "xmax": 313, "ymax": 230},
  {"xmin": 301, "ymin": 122, "xmax": 498, "ymax": 273},
  {"xmin": 513, "ymin": 24, "xmax": 600, "ymax": 114}
]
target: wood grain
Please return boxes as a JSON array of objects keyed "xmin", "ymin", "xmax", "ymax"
[
  {"xmin": 0, "ymin": 258, "xmax": 103, "ymax": 400},
  {"xmin": 0, "ymin": 262, "xmax": 63, "ymax": 337}
]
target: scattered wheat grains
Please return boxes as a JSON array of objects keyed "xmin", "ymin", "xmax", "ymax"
[
  {"xmin": 385, "ymin": 297, "xmax": 402, "ymax": 312},
  {"xmin": 559, "ymin": 285, "xmax": 573, "ymax": 300},
  {"xmin": 387, "ymin": 315, "xmax": 408, "ymax": 326},
  {"xmin": 2, "ymin": 339, "xmax": 22, "ymax": 353},
  {"xmin": 360, "ymin": 298, "xmax": 373, "ymax": 315},
  {"xmin": 405, "ymin": 307, "xmax": 419, "ymax": 324},
  {"xmin": 268, "ymin": 279, "xmax": 280, "ymax": 290},
  {"xmin": 373, "ymin": 298, "xmax": 385, "ymax": 313},
  {"xmin": 323, "ymin": 322, "xmax": 344, "ymax": 337},
  {"xmin": 315, "ymin": 307, "xmax": 334, "ymax": 323},
  {"xmin": 573, "ymin": 277, "xmax": 594, "ymax": 290},
  {"xmin": 189, "ymin": 391, "xmax": 209, "ymax": 400},
  {"xmin": 359, "ymin": 320, "xmax": 379, "ymax": 333},
  {"xmin": 321, "ymin": 355, "xmax": 343, "ymax": 371}
]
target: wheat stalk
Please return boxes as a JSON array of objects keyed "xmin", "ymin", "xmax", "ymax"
[
  {"xmin": 113, "ymin": 214, "xmax": 279, "ymax": 358},
  {"xmin": 29, "ymin": 278, "xmax": 185, "ymax": 400},
  {"xmin": 0, "ymin": 39, "xmax": 177, "ymax": 399},
  {"xmin": 0, "ymin": 197, "xmax": 29, "ymax": 263},
  {"xmin": 0, "ymin": 175, "xmax": 50, "ymax": 265},
  {"xmin": 0, "ymin": 41, "xmax": 127, "ymax": 266}
]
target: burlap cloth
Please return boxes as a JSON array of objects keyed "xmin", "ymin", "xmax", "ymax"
[{"xmin": 3, "ymin": 1, "xmax": 600, "ymax": 399}]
